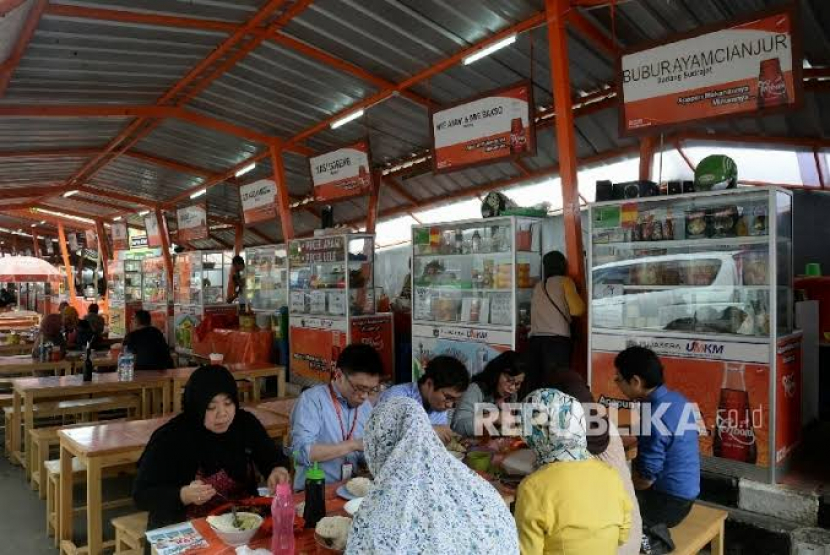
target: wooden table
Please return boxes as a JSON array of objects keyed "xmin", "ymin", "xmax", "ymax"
[
  {"xmin": 0, "ymin": 355, "xmax": 72, "ymax": 378},
  {"xmin": 255, "ymin": 396, "xmax": 298, "ymax": 419},
  {"xmin": 65, "ymin": 353, "xmax": 118, "ymax": 375},
  {"xmin": 59, "ymin": 410, "xmax": 289, "ymax": 555},
  {"xmin": 0, "ymin": 342, "xmax": 34, "ymax": 356},
  {"xmin": 170, "ymin": 363, "xmax": 286, "ymax": 413},
  {"xmin": 10, "ymin": 372, "xmax": 172, "ymax": 473}
]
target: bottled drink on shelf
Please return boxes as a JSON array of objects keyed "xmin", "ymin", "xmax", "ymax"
[{"xmin": 713, "ymin": 362, "xmax": 757, "ymax": 463}]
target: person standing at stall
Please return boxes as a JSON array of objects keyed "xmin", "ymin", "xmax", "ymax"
[
  {"xmin": 226, "ymin": 255, "xmax": 245, "ymax": 305},
  {"xmin": 290, "ymin": 344, "xmax": 383, "ymax": 490},
  {"xmin": 528, "ymin": 250, "xmax": 585, "ymax": 371},
  {"xmin": 378, "ymin": 355, "xmax": 469, "ymax": 443}
]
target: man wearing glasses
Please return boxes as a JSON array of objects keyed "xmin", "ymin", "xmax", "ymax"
[
  {"xmin": 378, "ymin": 355, "xmax": 470, "ymax": 444},
  {"xmin": 290, "ymin": 344, "xmax": 383, "ymax": 490}
]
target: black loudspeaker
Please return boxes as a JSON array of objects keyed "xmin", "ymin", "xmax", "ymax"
[
  {"xmin": 617, "ymin": 180, "xmax": 658, "ymax": 199},
  {"xmin": 667, "ymin": 181, "xmax": 682, "ymax": 195},
  {"xmin": 321, "ymin": 205, "xmax": 334, "ymax": 229},
  {"xmin": 682, "ymin": 180, "xmax": 695, "ymax": 193},
  {"xmin": 595, "ymin": 180, "xmax": 614, "ymax": 201}
]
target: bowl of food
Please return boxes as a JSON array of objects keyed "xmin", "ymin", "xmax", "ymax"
[
  {"xmin": 206, "ymin": 511, "xmax": 263, "ymax": 547},
  {"xmin": 315, "ymin": 516, "xmax": 352, "ymax": 553}
]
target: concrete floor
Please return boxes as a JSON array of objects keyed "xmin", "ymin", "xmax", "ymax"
[{"xmin": 0, "ymin": 454, "xmax": 136, "ymax": 555}]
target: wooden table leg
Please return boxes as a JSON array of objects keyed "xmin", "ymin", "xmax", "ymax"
[
  {"xmin": 277, "ymin": 367, "xmax": 286, "ymax": 398},
  {"xmin": 251, "ymin": 377, "xmax": 261, "ymax": 404},
  {"xmin": 162, "ymin": 382, "xmax": 171, "ymax": 414},
  {"xmin": 58, "ymin": 443, "xmax": 74, "ymax": 551},
  {"xmin": 86, "ymin": 457, "xmax": 103, "ymax": 555},
  {"xmin": 10, "ymin": 389, "xmax": 21, "ymax": 464},
  {"xmin": 173, "ymin": 380, "xmax": 183, "ymax": 413},
  {"xmin": 24, "ymin": 393, "xmax": 34, "ymax": 479},
  {"xmin": 712, "ymin": 521, "xmax": 725, "ymax": 555},
  {"xmin": 141, "ymin": 389, "xmax": 150, "ymax": 418}
]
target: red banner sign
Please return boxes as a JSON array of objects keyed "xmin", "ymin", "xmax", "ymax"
[
  {"xmin": 144, "ymin": 214, "xmax": 162, "ymax": 248},
  {"xmin": 240, "ymin": 179, "xmax": 278, "ymax": 225},
  {"xmin": 111, "ymin": 222, "xmax": 129, "ymax": 251},
  {"xmin": 430, "ymin": 81, "xmax": 536, "ymax": 173},
  {"xmin": 618, "ymin": 7, "xmax": 801, "ymax": 135},
  {"xmin": 85, "ymin": 229, "xmax": 98, "ymax": 251},
  {"xmin": 309, "ymin": 140, "xmax": 372, "ymax": 202},
  {"xmin": 177, "ymin": 203, "xmax": 208, "ymax": 243}
]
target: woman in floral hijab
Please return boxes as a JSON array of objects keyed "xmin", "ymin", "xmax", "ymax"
[
  {"xmin": 346, "ymin": 397, "xmax": 518, "ymax": 555},
  {"xmin": 515, "ymin": 389, "xmax": 632, "ymax": 554}
]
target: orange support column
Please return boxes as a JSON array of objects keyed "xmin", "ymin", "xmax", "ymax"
[
  {"xmin": 269, "ymin": 143, "xmax": 295, "ymax": 241},
  {"xmin": 366, "ymin": 170, "xmax": 382, "ymax": 234},
  {"xmin": 154, "ymin": 208, "xmax": 174, "ymax": 289},
  {"xmin": 31, "ymin": 231, "xmax": 40, "ymax": 257},
  {"xmin": 234, "ymin": 223, "xmax": 244, "ymax": 255},
  {"xmin": 639, "ymin": 136, "xmax": 657, "ymax": 181},
  {"xmin": 57, "ymin": 222, "xmax": 77, "ymax": 304},
  {"xmin": 546, "ymin": 0, "xmax": 588, "ymax": 375},
  {"xmin": 95, "ymin": 219, "xmax": 110, "ymax": 282}
]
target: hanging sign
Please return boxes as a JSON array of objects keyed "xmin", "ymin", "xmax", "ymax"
[
  {"xmin": 618, "ymin": 6, "xmax": 801, "ymax": 135},
  {"xmin": 84, "ymin": 229, "xmax": 98, "ymax": 251},
  {"xmin": 111, "ymin": 223, "xmax": 129, "ymax": 251},
  {"xmin": 430, "ymin": 81, "xmax": 536, "ymax": 173},
  {"xmin": 240, "ymin": 179, "xmax": 279, "ymax": 225},
  {"xmin": 176, "ymin": 203, "xmax": 208, "ymax": 242},
  {"xmin": 45, "ymin": 239, "xmax": 54, "ymax": 255},
  {"xmin": 68, "ymin": 233, "xmax": 79, "ymax": 252},
  {"xmin": 131, "ymin": 233, "xmax": 148, "ymax": 250},
  {"xmin": 309, "ymin": 140, "xmax": 372, "ymax": 202},
  {"xmin": 144, "ymin": 214, "xmax": 162, "ymax": 248},
  {"xmin": 289, "ymin": 236, "xmax": 345, "ymax": 266}
]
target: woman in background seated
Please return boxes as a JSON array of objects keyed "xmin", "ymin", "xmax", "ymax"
[
  {"xmin": 515, "ymin": 389, "xmax": 632, "ymax": 555},
  {"xmin": 346, "ymin": 397, "xmax": 519, "ymax": 555},
  {"xmin": 451, "ymin": 350, "xmax": 525, "ymax": 437},
  {"xmin": 62, "ymin": 306, "xmax": 80, "ymax": 348},
  {"xmin": 31, "ymin": 314, "xmax": 66, "ymax": 359},
  {"xmin": 133, "ymin": 366, "xmax": 290, "ymax": 532}
]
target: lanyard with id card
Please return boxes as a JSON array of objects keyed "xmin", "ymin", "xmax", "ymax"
[{"xmin": 329, "ymin": 384, "xmax": 358, "ymax": 481}]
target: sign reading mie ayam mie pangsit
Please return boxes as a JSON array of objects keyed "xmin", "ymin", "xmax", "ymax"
[
  {"xmin": 431, "ymin": 82, "xmax": 536, "ymax": 172},
  {"xmin": 619, "ymin": 7, "xmax": 801, "ymax": 134}
]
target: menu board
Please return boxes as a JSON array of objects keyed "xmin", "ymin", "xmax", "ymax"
[
  {"xmin": 619, "ymin": 7, "xmax": 801, "ymax": 134},
  {"xmin": 309, "ymin": 140, "xmax": 372, "ymax": 202},
  {"xmin": 289, "ymin": 236, "xmax": 345, "ymax": 265},
  {"xmin": 177, "ymin": 203, "xmax": 208, "ymax": 242},
  {"xmin": 240, "ymin": 179, "xmax": 279, "ymax": 225},
  {"xmin": 431, "ymin": 81, "xmax": 536, "ymax": 172}
]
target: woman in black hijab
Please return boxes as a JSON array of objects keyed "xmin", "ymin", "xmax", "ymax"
[{"xmin": 133, "ymin": 365, "xmax": 290, "ymax": 531}]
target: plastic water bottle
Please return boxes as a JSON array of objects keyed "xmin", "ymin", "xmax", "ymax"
[
  {"xmin": 271, "ymin": 483, "xmax": 295, "ymax": 554},
  {"xmin": 117, "ymin": 347, "xmax": 135, "ymax": 381}
]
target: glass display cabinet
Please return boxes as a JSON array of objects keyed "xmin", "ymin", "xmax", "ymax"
[
  {"xmin": 288, "ymin": 234, "xmax": 393, "ymax": 385},
  {"xmin": 245, "ymin": 245, "xmax": 288, "ymax": 327},
  {"xmin": 587, "ymin": 187, "xmax": 800, "ymax": 483},
  {"xmin": 106, "ymin": 258, "xmax": 143, "ymax": 338},
  {"xmin": 142, "ymin": 256, "xmax": 172, "ymax": 342},
  {"xmin": 410, "ymin": 216, "xmax": 543, "ymax": 378}
]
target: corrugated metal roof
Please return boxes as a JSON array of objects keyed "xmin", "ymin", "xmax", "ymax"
[
  {"xmin": 40, "ymin": 196, "xmax": 122, "ymax": 218},
  {"xmin": 54, "ymin": 1, "xmax": 264, "ymax": 25},
  {"xmin": 0, "ymin": 1, "xmax": 33, "ymax": 63},
  {"xmin": 0, "ymin": 117, "xmax": 127, "ymax": 150},
  {"xmin": 0, "ymin": 156, "xmax": 86, "ymax": 187},
  {"xmin": 87, "ymin": 155, "xmax": 205, "ymax": 202}
]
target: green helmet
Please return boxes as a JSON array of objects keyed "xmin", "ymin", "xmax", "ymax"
[{"xmin": 694, "ymin": 154, "xmax": 737, "ymax": 191}]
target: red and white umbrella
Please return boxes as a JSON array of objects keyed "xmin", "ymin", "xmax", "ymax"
[{"xmin": 0, "ymin": 256, "xmax": 61, "ymax": 283}]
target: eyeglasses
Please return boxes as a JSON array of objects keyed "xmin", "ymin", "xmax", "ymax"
[
  {"xmin": 503, "ymin": 375, "xmax": 524, "ymax": 387},
  {"xmin": 341, "ymin": 371, "xmax": 381, "ymax": 395}
]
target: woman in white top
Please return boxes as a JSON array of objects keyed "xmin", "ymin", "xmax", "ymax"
[{"xmin": 529, "ymin": 250, "xmax": 585, "ymax": 371}]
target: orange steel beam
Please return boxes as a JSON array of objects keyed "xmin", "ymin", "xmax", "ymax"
[
  {"xmin": 211, "ymin": 233, "xmax": 233, "ymax": 250},
  {"xmin": 94, "ymin": 220, "xmax": 110, "ymax": 281},
  {"xmin": 31, "ymin": 230, "xmax": 40, "ymax": 257},
  {"xmin": 270, "ymin": 145, "xmax": 295, "ymax": 241},
  {"xmin": 175, "ymin": 109, "xmax": 275, "ymax": 144},
  {"xmin": 0, "ymin": 1, "xmax": 27, "ymax": 16},
  {"xmin": 382, "ymin": 176, "xmax": 419, "ymax": 206},
  {"xmin": 566, "ymin": 8, "xmax": 618, "ymax": 57},
  {"xmin": 287, "ymin": 12, "xmax": 547, "ymax": 147},
  {"xmin": 154, "ymin": 208, "xmax": 174, "ymax": 287},
  {"xmin": 0, "ymin": 148, "xmax": 100, "ymax": 159},
  {"xmin": 43, "ymin": 4, "xmax": 239, "ymax": 33},
  {"xmin": 0, "ymin": 185, "xmax": 64, "ymax": 200},
  {"xmin": 639, "ymin": 136, "xmax": 656, "ymax": 181},
  {"xmin": 33, "ymin": 204, "xmax": 104, "ymax": 223},
  {"xmin": 248, "ymin": 226, "xmax": 277, "ymax": 245},
  {"xmin": 124, "ymin": 150, "xmax": 215, "ymax": 178},
  {"xmin": 57, "ymin": 223, "xmax": 77, "ymax": 304},
  {"xmin": 270, "ymin": 33, "xmax": 434, "ymax": 109},
  {"xmin": 165, "ymin": 150, "xmax": 271, "ymax": 206},
  {"xmin": 514, "ymin": 159, "xmax": 533, "ymax": 177},
  {"xmin": 0, "ymin": 0, "xmax": 47, "ymax": 96}
]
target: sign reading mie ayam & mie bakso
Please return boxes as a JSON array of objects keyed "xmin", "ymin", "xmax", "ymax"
[{"xmin": 619, "ymin": 6, "xmax": 802, "ymax": 135}]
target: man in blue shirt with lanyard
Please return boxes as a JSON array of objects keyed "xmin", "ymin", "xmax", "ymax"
[{"xmin": 290, "ymin": 344, "xmax": 383, "ymax": 490}]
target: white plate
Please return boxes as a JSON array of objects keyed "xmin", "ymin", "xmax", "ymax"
[
  {"xmin": 344, "ymin": 498, "xmax": 363, "ymax": 515},
  {"xmin": 336, "ymin": 484, "xmax": 359, "ymax": 500},
  {"xmin": 257, "ymin": 487, "xmax": 272, "ymax": 497}
]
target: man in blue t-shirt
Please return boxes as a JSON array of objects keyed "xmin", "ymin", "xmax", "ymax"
[{"xmin": 614, "ymin": 346, "xmax": 700, "ymax": 530}]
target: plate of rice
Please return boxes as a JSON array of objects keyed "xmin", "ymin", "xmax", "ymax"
[{"xmin": 315, "ymin": 516, "xmax": 352, "ymax": 553}]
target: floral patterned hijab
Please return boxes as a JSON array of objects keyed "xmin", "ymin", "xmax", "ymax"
[
  {"xmin": 346, "ymin": 397, "xmax": 519, "ymax": 555},
  {"xmin": 524, "ymin": 388, "xmax": 591, "ymax": 467}
]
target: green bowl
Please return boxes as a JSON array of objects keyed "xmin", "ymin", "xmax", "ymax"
[{"xmin": 466, "ymin": 451, "xmax": 493, "ymax": 472}]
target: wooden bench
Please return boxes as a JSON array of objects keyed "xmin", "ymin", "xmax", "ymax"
[
  {"xmin": 669, "ymin": 503, "xmax": 728, "ymax": 555},
  {"xmin": 112, "ymin": 512, "xmax": 148, "ymax": 554}
]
